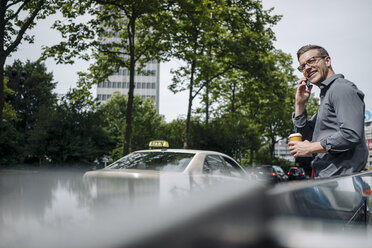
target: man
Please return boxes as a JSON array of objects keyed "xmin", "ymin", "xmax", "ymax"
[{"xmin": 289, "ymin": 44, "xmax": 368, "ymax": 178}]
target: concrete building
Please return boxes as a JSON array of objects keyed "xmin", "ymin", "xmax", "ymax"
[
  {"xmin": 274, "ymin": 139, "xmax": 294, "ymax": 163},
  {"xmin": 96, "ymin": 60, "xmax": 160, "ymax": 110}
]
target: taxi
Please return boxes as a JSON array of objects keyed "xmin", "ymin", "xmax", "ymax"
[{"xmin": 84, "ymin": 140, "xmax": 248, "ymax": 179}]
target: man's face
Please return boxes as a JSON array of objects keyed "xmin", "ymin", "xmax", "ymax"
[{"xmin": 298, "ymin": 49, "xmax": 331, "ymax": 85}]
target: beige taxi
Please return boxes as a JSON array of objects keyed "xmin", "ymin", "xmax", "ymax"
[{"xmin": 84, "ymin": 140, "xmax": 248, "ymax": 179}]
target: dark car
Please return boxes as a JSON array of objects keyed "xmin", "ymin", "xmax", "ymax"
[
  {"xmin": 251, "ymin": 165, "xmax": 287, "ymax": 183},
  {"xmin": 287, "ymin": 167, "xmax": 306, "ymax": 180},
  {"xmin": 272, "ymin": 165, "xmax": 288, "ymax": 181}
]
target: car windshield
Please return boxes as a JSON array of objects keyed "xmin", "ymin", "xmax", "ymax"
[
  {"xmin": 290, "ymin": 167, "xmax": 303, "ymax": 173},
  {"xmin": 260, "ymin": 166, "xmax": 275, "ymax": 173},
  {"xmin": 107, "ymin": 152, "xmax": 195, "ymax": 172}
]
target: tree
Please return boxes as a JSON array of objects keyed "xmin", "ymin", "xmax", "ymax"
[
  {"xmin": 0, "ymin": 77, "xmax": 22, "ymax": 164},
  {"xmin": 190, "ymin": 113, "xmax": 261, "ymax": 164},
  {"xmin": 98, "ymin": 92, "xmax": 164, "ymax": 160},
  {"xmin": 43, "ymin": 0, "xmax": 173, "ymax": 155},
  {"xmin": 167, "ymin": 0, "xmax": 223, "ymax": 148},
  {"xmin": 1, "ymin": 59, "xmax": 58, "ymax": 163},
  {"xmin": 167, "ymin": 0, "xmax": 281, "ymax": 148},
  {"xmin": 157, "ymin": 118, "xmax": 186, "ymax": 149},
  {"xmin": 196, "ymin": 47, "xmax": 299, "ymax": 165},
  {"xmin": 250, "ymin": 50, "xmax": 298, "ymax": 159},
  {"xmin": 5, "ymin": 59, "xmax": 57, "ymax": 131},
  {"xmin": 34, "ymin": 90, "xmax": 112, "ymax": 164},
  {"xmin": 0, "ymin": 0, "xmax": 57, "ymax": 125}
]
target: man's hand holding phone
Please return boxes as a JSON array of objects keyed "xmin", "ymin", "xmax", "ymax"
[{"xmin": 295, "ymin": 78, "xmax": 312, "ymax": 117}]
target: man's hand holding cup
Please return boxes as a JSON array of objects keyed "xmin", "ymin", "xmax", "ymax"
[{"xmin": 288, "ymin": 133, "xmax": 308, "ymax": 158}]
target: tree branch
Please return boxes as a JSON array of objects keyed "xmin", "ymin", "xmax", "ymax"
[
  {"xmin": 97, "ymin": 47, "xmax": 129, "ymax": 56},
  {"xmin": 6, "ymin": 0, "xmax": 24, "ymax": 9},
  {"xmin": 5, "ymin": 0, "xmax": 45, "ymax": 57},
  {"xmin": 5, "ymin": 0, "xmax": 30, "ymax": 22},
  {"xmin": 191, "ymin": 65, "xmax": 233, "ymax": 100}
]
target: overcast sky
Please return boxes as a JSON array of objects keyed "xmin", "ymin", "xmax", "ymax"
[{"xmin": 7, "ymin": 0, "xmax": 372, "ymax": 122}]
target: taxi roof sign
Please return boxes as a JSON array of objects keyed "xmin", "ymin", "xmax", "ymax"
[{"xmin": 149, "ymin": 140, "xmax": 169, "ymax": 149}]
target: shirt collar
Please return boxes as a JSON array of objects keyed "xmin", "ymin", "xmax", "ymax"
[{"xmin": 319, "ymin": 74, "xmax": 344, "ymax": 98}]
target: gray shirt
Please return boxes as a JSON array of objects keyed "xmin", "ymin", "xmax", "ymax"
[{"xmin": 292, "ymin": 74, "xmax": 368, "ymax": 178}]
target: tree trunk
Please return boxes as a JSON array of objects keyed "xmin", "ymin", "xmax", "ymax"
[
  {"xmin": 249, "ymin": 148, "xmax": 253, "ymax": 166},
  {"xmin": 231, "ymin": 82, "xmax": 236, "ymax": 113},
  {"xmin": 205, "ymin": 82, "xmax": 209, "ymax": 124},
  {"xmin": 0, "ymin": 59, "xmax": 4, "ymax": 125},
  {"xmin": 270, "ymin": 135, "xmax": 276, "ymax": 160},
  {"xmin": 123, "ymin": 16, "xmax": 136, "ymax": 156},
  {"xmin": 184, "ymin": 60, "xmax": 196, "ymax": 149}
]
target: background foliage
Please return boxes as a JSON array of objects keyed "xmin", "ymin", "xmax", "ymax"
[{"xmin": 0, "ymin": 0, "xmax": 320, "ymax": 170}]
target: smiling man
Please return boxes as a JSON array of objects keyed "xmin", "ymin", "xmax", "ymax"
[{"xmin": 288, "ymin": 44, "xmax": 368, "ymax": 178}]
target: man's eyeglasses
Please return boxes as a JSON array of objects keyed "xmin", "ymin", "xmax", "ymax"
[{"xmin": 297, "ymin": 56, "xmax": 326, "ymax": 72}]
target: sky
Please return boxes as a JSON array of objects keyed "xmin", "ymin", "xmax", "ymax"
[{"xmin": 7, "ymin": 0, "xmax": 372, "ymax": 122}]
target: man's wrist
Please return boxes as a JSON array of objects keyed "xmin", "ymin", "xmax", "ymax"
[
  {"xmin": 309, "ymin": 142, "xmax": 327, "ymax": 154},
  {"xmin": 295, "ymin": 103, "xmax": 305, "ymax": 117}
]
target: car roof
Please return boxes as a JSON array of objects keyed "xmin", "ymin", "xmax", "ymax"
[{"xmin": 133, "ymin": 149, "xmax": 230, "ymax": 156}]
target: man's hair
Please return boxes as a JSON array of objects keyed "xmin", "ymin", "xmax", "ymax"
[{"xmin": 297, "ymin": 45, "xmax": 329, "ymax": 60}]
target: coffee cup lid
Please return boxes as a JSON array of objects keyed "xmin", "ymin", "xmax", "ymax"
[{"xmin": 288, "ymin": 133, "xmax": 302, "ymax": 138}]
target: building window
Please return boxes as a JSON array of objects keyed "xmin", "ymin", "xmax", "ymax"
[
  {"xmin": 152, "ymin": 83, "xmax": 155, "ymax": 89},
  {"xmin": 137, "ymin": 82, "xmax": 141, "ymax": 88}
]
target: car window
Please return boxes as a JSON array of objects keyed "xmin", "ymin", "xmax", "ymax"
[
  {"xmin": 203, "ymin": 155, "xmax": 231, "ymax": 176},
  {"xmin": 107, "ymin": 152, "xmax": 195, "ymax": 172},
  {"xmin": 273, "ymin": 166, "xmax": 284, "ymax": 174},
  {"xmin": 289, "ymin": 167, "xmax": 304, "ymax": 173},
  {"xmin": 222, "ymin": 156, "xmax": 245, "ymax": 177},
  {"xmin": 254, "ymin": 167, "xmax": 264, "ymax": 173}
]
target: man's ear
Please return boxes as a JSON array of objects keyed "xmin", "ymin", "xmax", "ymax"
[{"xmin": 325, "ymin": 56, "xmax": 331, "ymax": 67}]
